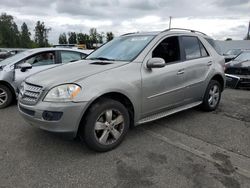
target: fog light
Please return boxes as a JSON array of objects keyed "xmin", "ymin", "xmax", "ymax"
[{"xmin": 42, "ymin": 111, "xmax": 63, "ymax": 121}]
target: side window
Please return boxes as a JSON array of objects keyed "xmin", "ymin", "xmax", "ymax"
[
  {"xmin": 199, "ymin": 41, "xmax": 209, "ymax": 57},
  {"xmin": 152, "ymin": 36, "xmax": 180, "ymax": 64},
  {"xmin": 61, "ymin": 51, "xmax": 82, "ymax": 64},
  {"xmin": 24, "ymin": 52, "xmax": 55, "ymax": 67},
  {"xmin": 204, "ymin": 38, "xmax": 222, "ymax": 55},
  {"xmin": 182, "ymin": 36, "xmax": 201, "ymax": 60}
]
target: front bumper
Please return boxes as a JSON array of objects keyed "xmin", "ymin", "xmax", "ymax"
[
  {"xmin": 226, "ymin": 74, "xmax": 250, "ymax": 88},
  {"xmin": 18, "ymin": 101, "xmax": 88, "ymax": 138}
]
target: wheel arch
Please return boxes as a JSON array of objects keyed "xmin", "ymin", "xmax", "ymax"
[
  {"xmin": 0, "ymin": 80, "xmax": 16, "ymax": 98},
  {"xmin": 211, "ymin": 74, "xmax": 225, "ymax": 91},
  {"xmin": 77, "ymin": 92, "xmax": 135, "ymax": 136}
]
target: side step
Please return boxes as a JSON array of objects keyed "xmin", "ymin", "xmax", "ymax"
[{"xmin": 138, "ymin": 101, "xmax": 202, "ymax": 124}]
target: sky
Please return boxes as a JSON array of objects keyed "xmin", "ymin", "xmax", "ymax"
[{"xmin": 0, "ymin": 0, "xmax": 250, "ymax": 44}]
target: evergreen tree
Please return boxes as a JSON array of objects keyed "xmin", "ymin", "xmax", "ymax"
[
  {"xmin": 58, "ymin": 33, "xmax": 67, "ymax": 44},
  {"xmin": 34, "ymin": 21, "xmax": 51, "ymax": 47},
  {"xmin": 68, "ymin": 32, "xmax": 77, "ymax": 44},
  {"xmin": 106, "ymin": 32, "xmax": 114, "ymax": 42},
  {"xmin": 0, "ymin": 13, "xmax": 20, "ymax": 47},
  {"xmin": 20, "ymin": 22, "xmax": 31, "ymax": 48}
]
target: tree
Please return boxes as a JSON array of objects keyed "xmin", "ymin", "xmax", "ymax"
[
  {"xmin": 97, "ymin": 32, "xmax": 104, "ymax": 44},
  {"xmin": 89, "ymin": 28, "xmax": 98, "ymax": 47},
  {"xmin": 58, "ymin": 33, "xmax": 67, "ymax": 44},
  {"xmin": 20, "ymin": 22, "xmax": 31, "ymax": 48},
  {"xmin": 68, "ymin": 32, "xmax": 77, "ymax": 44},
  {"xmin": 106, "ymin": 32, "xmax": 114, "ymax": 42},
  {"xmin": 0, "ymin": 13, "xmax": 20, "ymax": 47},
  {"xmin": 78, "ymin": 33, "xmax": 93, "ymax": 48},
  {"xmin": 77, "ymin": 33, "xmax": 85, "ymax": 44},
  {"xmin": 34, "ymin": 21, "xmax": 51, "ymax": 47}
]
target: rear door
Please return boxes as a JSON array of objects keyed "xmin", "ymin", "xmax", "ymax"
[
  {"xmin": 179, "ymin": 36, "xmax": 213, "ymax": 102},
  {"xmin": 14, "ymin": 50, "xmax": 58, "ymax": 88}
]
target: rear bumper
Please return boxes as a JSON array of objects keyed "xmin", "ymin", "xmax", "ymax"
[{"xmin": 18, "ymin": 101, "xmax": 88, "ymax": 138}]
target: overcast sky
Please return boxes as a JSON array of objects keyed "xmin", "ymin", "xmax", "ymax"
[{"xmin": 1, "ymin": 0, "xmax": 250, "ymax": 44}]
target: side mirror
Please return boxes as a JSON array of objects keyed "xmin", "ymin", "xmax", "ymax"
[
  {"xmin": 147, "ymin": 58, "xmax": 166, "ymax": 69},
  {"xmin": 19, "ymin": 63, "xmax": 32, "ymax": 72}
]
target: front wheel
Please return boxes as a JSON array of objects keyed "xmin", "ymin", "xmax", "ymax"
[
  {"xmin": 201, "ymin": 80, "xmax": 222, "ymax": 111},
  {"xmin": 80, "ymin": 99, "xmax": 130, "ymax": 152},
  {"xmin": 0, "ymin": 85, "xmax": 13, "ymax": 109}
]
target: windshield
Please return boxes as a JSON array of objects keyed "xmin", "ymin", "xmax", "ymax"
[
  {"xmin": 0, "ymin": 50, "xmax": 31, "ymax": 66},
  {"xmin": 225, "ymin": 49, "xmax": 241, "ymax": 56},
  {"xmin": 234, "ymin": 51, "xmax": 250, "ymax": 61},
  {"xmin": 86, "ymin": 35, "xmax": 155, "ymax": 61}
]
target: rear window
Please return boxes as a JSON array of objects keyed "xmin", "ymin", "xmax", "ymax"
[{"xmin": 204, "ymin": 38, "xmax": 222, "ymax": 55}]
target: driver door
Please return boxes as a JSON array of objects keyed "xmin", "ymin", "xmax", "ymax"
[
  {"xmin": 141, "ymin": 36, "xmax": 187, "ymax": 117},
  {"xmin": 14, "ymin": 51, "xmax": 58, "ymax": 89}
]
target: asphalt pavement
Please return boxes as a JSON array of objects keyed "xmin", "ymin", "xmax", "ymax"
[{"xmin": 0, "ymin": 88, "xmax": 250, "ymax": 188}]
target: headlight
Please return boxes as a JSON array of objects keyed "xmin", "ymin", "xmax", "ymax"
[{"xmin": 44, "ymin": 84, "xmax": 81, "ymax": 102}]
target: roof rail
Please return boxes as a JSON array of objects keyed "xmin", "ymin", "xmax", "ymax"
[
  {"xmin": 161, "ymin": 28, "xmax": 207, "ymax": 36},
  {"xmin": 121, "ymin": 32, "xmax": 139, "ymax": 36}
]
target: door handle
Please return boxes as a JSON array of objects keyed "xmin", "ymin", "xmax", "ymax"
[
  {"xmin": 177, "ymin": 69, "xmax": 185, "ymax": 75},
  {"xmin": 207, "ymin": 61, "xmax": 212, "ymax": 66}
]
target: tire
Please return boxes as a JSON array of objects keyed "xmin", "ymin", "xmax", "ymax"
[
  {"xmin": 80, "ymin": 99, "xmax": 130, "ymax": 152},
  {"xmin": 201, "ymin": 80, "xmax": 221, "ymax": 111},
  {"xmin": 0, "ymin": 84, "xmax": 13, "ymax": 109}
]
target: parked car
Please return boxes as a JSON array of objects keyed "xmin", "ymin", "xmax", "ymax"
[
  {"xmin": 0, "ymin": 49, "xmax": 11, "ymax": 61},
  {"xmin": 225, "ymin": 50, "xmax": 250, "ymax": 88},
  {"xmin": 223, "ymin": 49, "xmax": 242, "ymax": 62},
  {"xmin": 0, "ymin": 48, "xmax": 89, "ymax": 108},
  {"xmin": 18, "ymin": 29, "xmax": 225, "ymax": 152}
]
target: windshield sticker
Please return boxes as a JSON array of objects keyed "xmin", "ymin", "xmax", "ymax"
[{"xmin": 130, "ymin": 37, "xmax": 149, "ymax": 41}]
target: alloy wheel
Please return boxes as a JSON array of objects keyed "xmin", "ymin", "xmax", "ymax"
[
  {"xmin": 0, "ymin": 88, "xmax": 7, "ymax": 105},
  {"xmin": 208, "ymin": 85, "xmax": 220, "ymax": 108},
  {"xmin": 94, "ymin": 109, "xmax": 124, "ymax": 145}
]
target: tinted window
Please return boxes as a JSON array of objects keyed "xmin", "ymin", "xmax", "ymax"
[
  {"xmin": 61, "ymin": 51, "xmax": 83, "ymax": 63},
  {"xmin": 152, "ymin": 36, "xmax": 180, "ymax": 63},
  {"xmin": 182, "ymin": 36, "xmax": 201, "ymax": 60},
  {"xmin": 24, "ymin": 52, "xmax": 55, "ymax": 67}
]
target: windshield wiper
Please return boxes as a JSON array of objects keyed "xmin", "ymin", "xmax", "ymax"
[{"xmin": 88, "ymin": 57, "xmax": 115, "ymax": 61}]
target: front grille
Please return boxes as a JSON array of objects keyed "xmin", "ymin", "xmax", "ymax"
[
  {"xmin": 20, "ymin": 82, "xmax": 43, "ymax": 105},
  {"xmin": 225, "ymin": 67, "xmax": 250, "ymax": 75}
]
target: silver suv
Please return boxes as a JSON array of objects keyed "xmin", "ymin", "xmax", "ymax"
[
  {"xmin": 0, "ymin": 48, "xmax": 88, "ymax": 108},
  {"xmin": 18, "ymin": 29, "xmax": 225, "ymax": 152}
]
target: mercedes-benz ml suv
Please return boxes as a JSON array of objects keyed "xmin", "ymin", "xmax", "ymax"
[{"xmin": 18, "ymin": 29, "xmax": 225, "ymax": 152}]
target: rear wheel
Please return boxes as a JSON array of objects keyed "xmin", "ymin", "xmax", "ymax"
[
  {"xmin": 201, "ymin": 80, "xmax": 221, "ymax": 111},
  {"xmin": 80, "ymin": 99, "xmax": 130, "ymax": 152},
  {"xmin": 0, "ymin": 85, "xmax": 13, "ymax": 109}
]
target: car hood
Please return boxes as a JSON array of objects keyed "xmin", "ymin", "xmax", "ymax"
[
  {"xmin": 227, "ymin": 60, "xmax": 250, "ymax": 68},
  {"xmin": 26, "ymin": 60, "xmax": 130, "ymax": 87}
]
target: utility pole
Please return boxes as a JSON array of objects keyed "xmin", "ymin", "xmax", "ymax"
[
  {"xmin": 247, "ymin": 21, "xmax": 250, "ymax": 40},
  {"xmin": 169, "ymin": 16, "xmax": 172, "ymax": 29}
]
